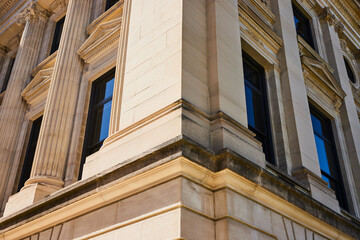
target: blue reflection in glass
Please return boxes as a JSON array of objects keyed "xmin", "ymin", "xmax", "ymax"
[
  {"xmin": 314, "ymin": 134, "xmax": 330, "ymax": 175},
  {"xmin": 104, "ymin": 78, "xmax": 114, "ymax": 99},
  {"xmin": 245, "ymin": 85, "xmax": 255, "ymax": 128},
  {"xmin": 99, "ymin": 101, "xmax": 112, "ymax": 141}
]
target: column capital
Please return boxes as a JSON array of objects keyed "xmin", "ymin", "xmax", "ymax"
[
  {"xmin": 318, "ymin": 7, "xmax": 336, "ymax": 26},
  {"xmin": 0, "ymin": 45, "xmax": 9, "ymax": 56},
  {"xmin": 16, "ymin": 1, "xmax": 50, "ymax": 25}
]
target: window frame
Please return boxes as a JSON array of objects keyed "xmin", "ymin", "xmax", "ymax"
[
  {"xmin": 50, "ymin": 16, "xmax": 66, "ymax": 55},
  {"xmin": 0, "ymin": 57, "xmax": 15, "ymax": 93},
  {"xmin": 292, "ymin": 3, "xmax": 315, "ymax": 49},
  {"xmin": 343, "ymin": 57, "xmax": 357, "ymax": 85},
  {"xmin": 17, "ymin": 116, "xmax": 43, "ymax": 191},
  {"xmin": 79, "ymin": 68, "xmax": 115, "ymax": 179},
  {"xmin": 105, "ymin": 0, "xmax": 119, "ymax": 11},
  {"xmin": 243, "ymin": 51, "xmax": 275, "ymax": 164},
  {"xmin": 309, "ymin": 105, "xmax": 348, "ymax": 210}
]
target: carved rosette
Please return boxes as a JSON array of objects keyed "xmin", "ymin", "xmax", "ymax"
[{"xmin": 16, "ymin": 1, "xmax": 49, "ymax": 25}]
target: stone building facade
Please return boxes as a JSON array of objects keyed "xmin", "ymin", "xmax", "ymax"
[{"xmin": 0, "ymin": 0, "xmax": 359, "ymax": 239}]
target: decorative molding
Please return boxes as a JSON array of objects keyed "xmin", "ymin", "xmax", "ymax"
[
  {"xmin": 0, "ymin": 44, "xmax": 9, "ymax": 55},
  {"xmin": 318, "ymin": 7, "xmax": 336, "ymax": 26},
  {"xmin": 238, "ymin": 2, "xmax": 282, "ymax": 55},
  {"xmin": 0, "ymin": 157, "xmax": 355, "ymax": 240},
  {"xmin": 49, "ymin": 0, "xmax": 67, "ymax": 13},
  {"xmin": 16, "ymin": 0, "xmax": 50, "ymax": 25},
  {"xmin": 298, "ymin": 36, "xmax": 346, "ymax": 113},
  {"xmin": 78, "ymin": 18, "xmax": 122, "ymax": 63},
  {"xmin": 21, "ymin": 68, "xmax": 53, "ymax": 106}
]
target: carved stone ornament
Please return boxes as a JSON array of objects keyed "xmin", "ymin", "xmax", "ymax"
[
  {"xmin": 319, "ymin": 7, "xmax": 336, "ymax": 26},
  {"xmin": 335, "ymin": 21, "xmax": 345, "ymax": 34},
  {"xmin": 16, "ymin": 1, "xmax": 50, "ymax": 25},
  {"xmin": 0, "ymin": 45, "xmax": 9, "ymax": 56},
  {"xmin": 355, "ymin": 50, "xmax": 360, "ymax": 60},
  {"xmin": 340, "ymin": 38, "xmax": 347, "ymax": 52}
]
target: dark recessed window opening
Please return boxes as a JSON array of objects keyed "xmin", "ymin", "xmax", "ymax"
[
  {"xmin": 310, "ymin": 105, "xmax": 348, "ymax": 210},
  {"xmin": 79, "ymin": 68, "xmax": 115, "ymax": 179},
  {"xmin": 1, "ymin": 57, "xmax": 15, "ymax": 93},
  {"xmin": 292, "ymin": 3, "xmax": 315, "ymax": 49},
  {"xmin": 17, "ymin": 116, "xmax": 43, "ymax": 191},
  {"xmin": 344, "ymin": 58, "xmax": 356, "ymax": 84},
  {"xmin": 50, "ymin": 16, "xmax": 65, "ymax": 55},
  {"xmin": 105, "ymin": 0, "xmax": 119, "ymax": 11},
  {"xmin": 243, "ymin": 52, "xmax": 275, "ymax": 164}
]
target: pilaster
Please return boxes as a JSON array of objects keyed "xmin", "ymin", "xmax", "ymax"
[
  {"xmin": 320, "ymin": 9, "xmax": 360, "ymax": 216},
  {"xmin": 271, "ymin": 0, "xmax": 337, "ymax": 208},
  {"xmin": 207, "ymin": 0, "xmax": 265, "ymax": 167},
  {"xmin": 0, "ymin": 1, "xmax": 48, "ymax": 214}
]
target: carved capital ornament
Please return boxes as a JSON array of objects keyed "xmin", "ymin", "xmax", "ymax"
[{"xmin": 16, "ymin": 1, "xmax": 49, "ymax": 25}]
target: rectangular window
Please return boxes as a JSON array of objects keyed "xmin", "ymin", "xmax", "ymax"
[
  {"xmin": 243, "ymin": 52, "xmax": 274, "ymax": 164},
  {"xmin": 17, "ymin": 116, "xmax": 42, "ymax": 191},
  {"xmin": 79, "ymin": 69, "xmax": 115, "ymax": 178},
  {"xmin": 105, "ymin": 0, "xmax": 119, "ymax": 11},
  {"xmin": 50, "ymin": 16, "xmax": 65, "ymax": 55},
  {"xmin": 1, "ymin": 57, "xmax": 15, "ymax": 93},
  {"xmin": 310, "ymin": 105, "xmax": 348, "ymax": 210},
  {"xmin": 292, "ymin": 3, "xmax": 315, "ymax": 49}
]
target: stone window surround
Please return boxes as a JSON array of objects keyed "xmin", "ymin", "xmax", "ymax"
[
  {"xmin": 307, "ymin": 96, "xmax": 357, "ymax": 215},
  {"xmin": 241, "ymin": 41, "xmax": 292, "ymax": 175},
  {"xmin": 291, "ymin": 0, "xmax": 328, "ymax": 62}
]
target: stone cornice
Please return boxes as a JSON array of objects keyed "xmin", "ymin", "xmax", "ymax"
[
  {"xmin": 238, "ymin": 1, "xmax": 282, "ymax": 55},
  {"xmin": 298, "ymin": 36, "xmax": 346, "ymax": 113},
  {"xmin": 21, "ymin": 68, "xmax": 53, "ymax": 106},
  {"xmin": 78, "ymin": 18, "xmax": 122, "ymax": 63},
  {"xmin": 0, "ymin": 0, "xmax": 18, "ymax": 21}
]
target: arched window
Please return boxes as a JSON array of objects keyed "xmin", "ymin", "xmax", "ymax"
[{"xmin": 344, "ymin": 58, "xmax": 356, "ymax": 84}]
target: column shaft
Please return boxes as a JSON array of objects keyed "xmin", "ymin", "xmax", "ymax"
[
  {"xmin": 28, "ymin": 0, "xmax": 92, "ymax": 186},
  {"xmin": 0, "ymin": 3, "xmax": 47, "ymax": 211}
]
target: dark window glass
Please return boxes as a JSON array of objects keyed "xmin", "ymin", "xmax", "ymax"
[
  {"xmin": 17, "ymin": 116, "xmax": 42, "ymax": 191},
  {"xmin": 344, "ymin": 58, "xmax": 356, "ymax": 84},
  {"xmin": 292, "ymin": 4, "xmax": 315, "ymax": 49},
  {"xmin": 105, "ymin": 0, "xmax": 119, "ymax": 11},
  {"xmin": 1, "ymin": 57, "xmax": 15, "ymax": 93},
  {"xmin": 243, "ymin": 52, "xmax": 274, "ymax": 164},
  {"xmin": 50, "ymin": 16, "xmax": 65, "ymax": 55},
  {"xmin": 310, "ymin": 105, "xmax": 348, "ymax": 210},
  {"xmin": 79, "ymin": 69, "xmax": 115, "ymax": 179}
]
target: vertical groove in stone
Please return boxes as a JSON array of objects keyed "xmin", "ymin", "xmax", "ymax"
[
  {"xmin": 106, "ymin": 0, "xmax": 132, "ymax": 140},
  {"xmin": 0, "ymin": 55, "xmax": 10, "ymax": 90},
  {"xmin": 0, "ymin": 11, "xmax": 47, "ymax": 209},
  {"xmin": 29, "ymin": 0, "xmax": 92, "ymax": 184}
]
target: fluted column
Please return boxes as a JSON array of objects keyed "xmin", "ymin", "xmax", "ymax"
[
  {"xmin": 26, "ymin": 0, "xmax": 92, "ymax": 187},
  {"xmin": 0, "ymin": 46, "xmax": 10, "ymax": 90},
  {"xmin": 0, "ymin": 1, "xmax": 48, "ymax": 211}
]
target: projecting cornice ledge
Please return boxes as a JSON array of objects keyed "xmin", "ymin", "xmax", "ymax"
[{"xmin": 78, "ymin": 17, "xmax": 122, "ymax": 64}]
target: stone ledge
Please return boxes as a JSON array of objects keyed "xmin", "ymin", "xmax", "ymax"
[{"xmin": 0, "ymin": 138, "xmax": 359, "ymax": 239}]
